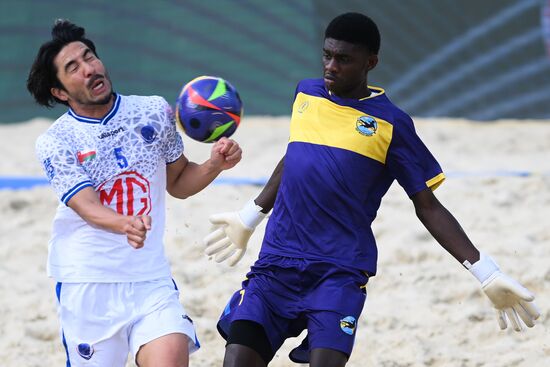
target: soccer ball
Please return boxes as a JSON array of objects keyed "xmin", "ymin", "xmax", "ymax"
[{"xmin": 175, "ymin": 76, "xmax": 243, "ymax": 143}]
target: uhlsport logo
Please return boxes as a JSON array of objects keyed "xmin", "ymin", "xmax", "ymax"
[
  {"xmin": 340, "ymin": 316, "xmax": 357, "ymax": 335},
  {"xmin": 97, "ymin": 126, "xmax": 125, "ymax": 140},
  {"xmin": 77, "ymin": 343, "xmax": 94, "ymax": 360},
  {"xmin": 297, "ymin": 100, "xmax": 310, "ymax": 113},
  {"xmin": 356, "ymin": 116, "xmax": 377, "ymax": 136}
]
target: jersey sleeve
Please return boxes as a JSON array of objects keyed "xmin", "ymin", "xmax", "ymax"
[
  {"xmin": 35, "ymin": 132, "xmax": 93, "ymax": 205},
  {"xmin": 386, "ymin": 114, "xmax": 445, "ymax": 197},
  {"xmin": 160, "ymin": 98, "xmax": 184, "ymax": 164}
]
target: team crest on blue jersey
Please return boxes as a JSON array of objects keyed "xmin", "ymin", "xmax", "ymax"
[
  {"xmin": 140, "ymin": 124, "xmax": 158, "ymax": 143},
  {"xmin": 356, "ymin": 116, "xmax": 377, "ymax": 136},
  {"xmin": 339, "ymin": 316, "xmax": 357, "ymax": 335},
  {"xmin": 77, "ymin": 343, "xmax": 94, "ymax": 360}
]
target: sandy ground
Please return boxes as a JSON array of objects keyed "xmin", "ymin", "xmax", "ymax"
[{"xmin": 0, "ymin": 116, "xmax": 548, "ymax": 366}]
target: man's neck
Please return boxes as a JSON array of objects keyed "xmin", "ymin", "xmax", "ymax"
[{"xmin": 70, "ymin": 94, "xmax": 115, "ymax": 119}]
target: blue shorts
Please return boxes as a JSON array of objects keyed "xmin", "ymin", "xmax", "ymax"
[{"xmin": 217, "ymin": 254, "xmax": 368, "ymax": 359}]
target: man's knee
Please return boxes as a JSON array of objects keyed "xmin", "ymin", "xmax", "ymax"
[
  {"xmin": 224, "ymin": 320, "xmax": 272, "ymax": 367},
  {"xmin": 309, "ymin": 348, "xmax": 348, "ymax": 367},
  {"xmin": 136, "ymin": 333, "xmax": 189, "ymax": 367}
]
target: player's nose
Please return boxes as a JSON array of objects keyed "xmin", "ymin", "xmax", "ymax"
[
  {"xmin": 324, "ymin": 58, "xmax": 339, "ymax": 73},
  {"xmin": 81, "ymin": 61, "xmax": 95, "ymax": 77}
]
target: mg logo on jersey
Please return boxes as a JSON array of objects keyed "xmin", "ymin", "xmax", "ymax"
[{"xmin": 98, "ymin": 171, "xmax": 151, "ymax": 215}]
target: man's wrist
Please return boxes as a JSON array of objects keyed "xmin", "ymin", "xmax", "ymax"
[
  {"xmin": 463, "ymin": 252, "xmax": 500, "ymax": 284},
  {"xmin": 203, "ymin": 158, "xmax": 224, "ymax": 175},
  {"xmin": 238, "ymin": 199, "xmax": 267, "ymax": 229}
]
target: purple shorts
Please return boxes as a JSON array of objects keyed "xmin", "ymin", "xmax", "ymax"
[{"xmin": 217, "ymin": 254, "xmax": 368, "ymax": 358}]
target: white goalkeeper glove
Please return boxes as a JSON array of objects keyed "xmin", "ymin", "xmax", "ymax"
[
  {"xmin": 203, "ymin": 199, "xmax": 267, "ymax": 266},
  {"xmin": 464, "ymin": 252, "xmax": 540, "ymax": 331}
]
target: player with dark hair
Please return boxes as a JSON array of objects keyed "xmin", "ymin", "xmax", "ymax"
[
  {"xmin": 27, "ymin": 20, "xmax": 100, "ymax": 108},
  {"xmin": 28, "ymin": 19, "xmax": 242, "ymax": 367},
  {"xmin": 204, "ymin": 12, "xmax": 540, "ymax": 367}
]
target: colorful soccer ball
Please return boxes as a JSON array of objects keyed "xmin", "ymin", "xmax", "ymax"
[{"xmin": 175, "ymin": 76, "xmax": 243, "ymax": 143}]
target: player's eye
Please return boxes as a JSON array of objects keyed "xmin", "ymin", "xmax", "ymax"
[
  {"xmin": 338, "ymin": 56, "xmax": 351, "ymax": 63},
  {"xmin": 82, "ymin": 49, "xmax": 96, "ymax": 62},
  {"xmin": 67, "ymin": 63, "xmax": 78, "ymax": 73}
]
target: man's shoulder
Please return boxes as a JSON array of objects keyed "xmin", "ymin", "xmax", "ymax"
[
  {"xmin": 38, "ymin": 113, "xmax": 72, "ymax": 139},
  {"xmin": 296, "ymin": 78, "xmax": 324, "ymax": 91},
  {"xmin": 293, "ymin": 78, "xmax": 326, "ymax": 101},
  {"xmin": 365, "ymin": 91, "xmax": 412, "ymax": 127},
  {"xmin": 123, "ymin": 94, "xmax": 168, "ymax": 105},
  {"xmin": 121, "ymin": 94, "xmax": 171, "ymax": 117},
  {"xmin": 35, "ymin": 117, "xmax": 68, "ymax": 153}
]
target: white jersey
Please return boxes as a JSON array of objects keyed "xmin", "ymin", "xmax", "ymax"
[{"xmin": 35, "ymin": 94, "xmax": 184, "ymax": 283}]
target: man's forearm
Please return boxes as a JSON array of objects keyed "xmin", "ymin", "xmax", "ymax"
[
  {"xmin": 255, "ymin": 157, "xmax": 284, "ymax": 213},
  {"xmin": 171, "ymin": 160, "xmax": 222, "ymax": 199},
  {"xmin": 68, "ymin": 187, "xmax": 131, "ymax": 234},
  {"xmin": 413, "ymin": 189, "xmax": 479, "ymax": 264}
]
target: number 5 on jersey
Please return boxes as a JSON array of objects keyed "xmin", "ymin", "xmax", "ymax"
[{"xmin": 114, "ymin": 147, "xmax": 128, "ymax": 169}]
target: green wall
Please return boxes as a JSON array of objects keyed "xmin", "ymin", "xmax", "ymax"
[
  {"xmin": 2, "ymin": 0, "xmax": 549, "ymax": 122},
  {"xmin": 1, "ymin": 0, "xmax": 320, "ymax": 122}
]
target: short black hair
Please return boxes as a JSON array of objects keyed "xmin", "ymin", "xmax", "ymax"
[
  {"xmin": 324, "ymin": 12, "xmax": 381, "ymax": 54},
  {"xmin": 26, "ymin": 19, "xmax": 98, "ymax": 107}
]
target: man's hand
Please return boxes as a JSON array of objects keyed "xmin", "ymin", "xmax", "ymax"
[
  {"xmin": 465, "ymin": 252, "xmax": 540, "ymax": 331},
  {"xmin": 481, "ymin": 271, "xmax": 540, "ymax": 331},
  {"xmin": 210, "ymin": 137, "xmax": 242, "ymax": 171},
  {"xmin": 203, "ymin": 200, "xmax": 266, "ymax": 266},
  {"xmin": 124, "ymin": 215, "xmax": 152, "ymax": 249}
]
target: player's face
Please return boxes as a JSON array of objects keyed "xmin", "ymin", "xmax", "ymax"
[
  {"xmin": 322, "ymin": 38, "xmax": 378, "ymax": 99},
  {"xmin": 52, "ymin": 41, "xmax": 113, "ymax": 116}
]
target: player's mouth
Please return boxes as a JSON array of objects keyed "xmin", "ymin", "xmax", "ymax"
[
  {"xmin": 324, "ymin": 74, "xmax": 337, "ymax": 89},
  {"xmin": 88, "ymin": 76, "xmax": 108, "ymax": 95}
]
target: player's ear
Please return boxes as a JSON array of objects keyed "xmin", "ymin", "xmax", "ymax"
[
  {"xmin": 51, "ymin": 87, "xmax": 69, "ymax": 102},
  {"xmin": 366, "ymin": 54, "xmax": 378, "ymax": 71}
]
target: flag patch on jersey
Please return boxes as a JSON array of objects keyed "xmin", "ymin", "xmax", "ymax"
[{"xmin": 77, "ymin": 149, "xmax": 96, "ymax": 164}]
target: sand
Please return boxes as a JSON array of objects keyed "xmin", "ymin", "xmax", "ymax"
[{"xmin": 0, "ymin": 117, "xmax": 548, "ymax": 366}]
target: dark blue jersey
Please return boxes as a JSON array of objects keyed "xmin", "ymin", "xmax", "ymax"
[{"xmin": 260, "ymin": 79, "xmax": 445, "ymax": 274}]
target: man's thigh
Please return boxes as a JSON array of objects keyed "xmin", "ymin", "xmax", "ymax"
[
  {"xmin": 305, "ymin": 264, "xmax": 368, "ymax": 360},
  {"xmin": 130, "ymin": 278, "xmax": 199, "ymax": 360},
  {"xmin": 56, "ymin": 282, "xmax": 131, "ymax": 366}
]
